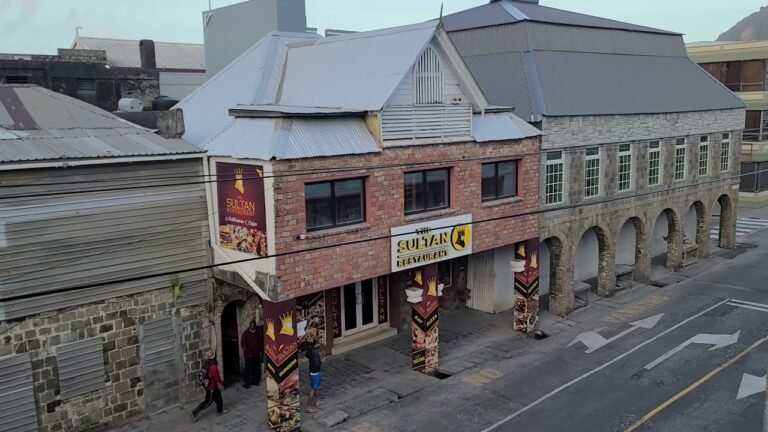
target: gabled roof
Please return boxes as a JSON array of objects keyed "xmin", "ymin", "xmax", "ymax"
[
  {"xmin": 0, "ymin": 85, "xmax": 202, "ymax": 164},
  {"xmin": 443, "ymin": 0, "xmax": 678, "ymax": 35},
  {"xmin": 73, "ymin": 36, "xmax": 206, "ymax": 70},
  {"xmin": 444, "ymin": 1, "xmax": 745, "ymax": 119}
]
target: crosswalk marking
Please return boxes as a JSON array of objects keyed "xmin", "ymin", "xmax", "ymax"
[{"xmin": 710, "ymin": 217, "xmax": 768, "ymax": 239}]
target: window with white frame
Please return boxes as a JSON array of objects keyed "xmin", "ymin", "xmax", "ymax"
[
  {"xmin": 648, "ymin": 141, "xmax": 661, "ymax": 186},
  {"xmin": 414, "ymin": 47, "xmax": 443, "ymax": 105},
  {"xmin": 618, "ymin": 144, "xmax": 632, "ymax": 191},
  {"xmin": 584, "ymin": 147, "xmax": 600, "ymax": 198},
  {"xmin": 699, "ymin": 136, "xmax": 710, "ymax": 176},
  {"xmin": 721, "ymin": 132, "xmax": 731, "ymax": 172},
  {"xmin": 674, "ymin": 138, "xmax": 687, "ymax": 181},
  {"xmin": 545, "ymin": 151, "xmax": 565, "ymax": 205}
]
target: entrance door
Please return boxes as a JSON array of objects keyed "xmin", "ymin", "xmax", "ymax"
[
  {"xmin": 221, "ymin": 301, "xmax": 240, "ymax": 386},
  {"xmin": 342, "ymin": 279, "xmax": 377, "ymax": 336}
]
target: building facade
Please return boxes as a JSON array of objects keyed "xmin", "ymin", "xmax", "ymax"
[
  {"xmin": 0, "ymin": 85, "xmax": 212, "ymax": 431},
  {"xmin": 444, "ymin": 0, "xmax": 746, "ymax": 315},
  {"xmin": 178, "ymin": 21, "xmax": 542, "ymax": 429},
  {"xmin": 688, "ymin": 40, "xmax": 768, "ymax": 207}
]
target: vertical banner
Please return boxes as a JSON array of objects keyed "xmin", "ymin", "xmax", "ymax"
[
  {"xmin": 513, "ymin": 238, "xmax": 541, "ymax": 333},
  {"xmin": 377, "ymin": 276, "xmax": 388, "ymax": 325},
  {"xmin": 411, "ymin": 264, "xmax": 439, "ymax": 373},
  {"xmin": 263, "ymin": 299, "xmax": 300, "ymax": 432},
  {"xmin": 328, "ymin": 287, "xmax": 342, "ymax": 339},
  {"xmin": 216, "ymin": 162, "xmax": 268, "ymax": 256}
]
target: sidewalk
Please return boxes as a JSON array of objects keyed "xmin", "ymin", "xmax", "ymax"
[{"xmin": 110, "ymin": 308, "xmax": 525, "ymax": 432}]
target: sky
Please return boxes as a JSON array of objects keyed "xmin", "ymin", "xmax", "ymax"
[{"xmin": 0, "ymin": 0, "xmax": 764, "ymax": 54}]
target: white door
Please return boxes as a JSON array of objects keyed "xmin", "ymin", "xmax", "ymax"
[{"xmin": 341, "ymin": 279, "xmax": 377, "ymax": 336}]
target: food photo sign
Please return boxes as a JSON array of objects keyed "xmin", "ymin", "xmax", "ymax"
[
  {"xmin": 216, "ymin": 162, "xmax": 268, "ymax": 256},
  {"xmin": 411, "ymin": 263, "xmax": 439, "ymax": 374},
  {"xmin": 264, "ymin": 299, "xmax": 301, "ymax": 431}
]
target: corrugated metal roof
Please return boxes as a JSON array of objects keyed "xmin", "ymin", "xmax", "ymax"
[
  {"xmin": 74, "ymin": 36, "xmax": 206, "ymax": 70},
  {"xmin": 203, "ymin": 117, "xmax": 381, "ymax": 160},
  {"xmin": 278, "ymin": 21, "xmax": 439, "ymax": 110},
  {"xmin": 231, "ymin": 105, "xmax": 367, "ymax": 116},
  {"xmin": 0, "ymin": 86, "xmax": 203, "ymax": 163},
  {"xmin": 443, "ymin": 0, "xmax": 678, "ymax": 35},
  {"xmin": 472, "ymin": 112, "xmax": 541, "ymax": 142}
]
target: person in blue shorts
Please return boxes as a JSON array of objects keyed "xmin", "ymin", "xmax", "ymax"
[{"xmin": 305, "ymin": 340, "xmax": 322, "ymax": 413}]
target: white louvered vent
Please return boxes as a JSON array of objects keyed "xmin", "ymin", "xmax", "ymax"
[
  {"xmin": 381, "ymin": 105, "xmax": 472, "ymax": 142},
  {"xmin": 414, "ymin": 47, "xmax": 443, "ymax": 105}
]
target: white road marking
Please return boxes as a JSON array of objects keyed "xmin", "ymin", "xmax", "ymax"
[
  {"xmin": 711, "ymin": 217, "xmax": 768, "ymax": 239},
  {"xmin": 727, "ymin": 302, "xmax": 768, "ymax": 313},
  {"xmin": 479, "ymin": 299, "xmax": 731, "ymax": 432},
  {"xmin": 644, "ymin": 331, "xmax": 741, "ymax": 370},
  {"xmin": 729, "ymin": 299, "xmax": 768, "ymax": 309},
  {"xmin": 568, "ymin": 314, "xmax": 664, "ymax": 354},
  {"xmin": 736, "ymin": 373, "xmax": 767, "ymax": 400}
]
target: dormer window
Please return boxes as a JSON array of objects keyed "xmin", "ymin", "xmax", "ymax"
[{"xmin": 414, "ymin": 47, "xmax": 443, "ymax": 105}]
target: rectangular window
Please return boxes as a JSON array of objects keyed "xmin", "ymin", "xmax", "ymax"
[
  {"xmin": 305, "ymin": 178, "xmax": 365, "ymax": 230},
  {"xmin": 404, "ymin": 168, "xmax": 449, "ymax": 214},
  {"xmin": 584, "ymin": 147, "xmax": 600, "ymax": 198},
  {"xmin": 721, "ymin": 133, "xmax": 731, "ymax": 172},
  {"xmin": 699, "ymin": 136, "xmax": 709, "ymax": 176},
  {"xmin": 674, "ymin": 138, "xmax": 687, "ymax": 181},
  {"xmin": 77, "ymin": 79, "xmax": 96, "ymax": 92},
  {"xmin": 481, "ymin": 160, "xmax": 518, "ymax": 201},
  {"xmin": 617, "ymin": 144, "xmax": 632, "ymax": 191},
  {"xmin": 545, "ymin": 151, "xmax": 564, "ymax": 205},
  {"xmin": 648, "ymin": 141, "xmax": 661, "ymax": 186}
]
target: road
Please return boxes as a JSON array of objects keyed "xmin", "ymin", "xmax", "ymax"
[{"xmin": 339, "ymin": 229, "xmax": 768, "ymax": 431}]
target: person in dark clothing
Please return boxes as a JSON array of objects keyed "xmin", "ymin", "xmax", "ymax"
[
  {"xmin": 241, "ymin": 320, "xmax": 262, "ymax": 388},
  {"xmin": 305, "ymin": 340, "xmax": 322, "ymax": 413},
  {"xmin": 192, "ymin": 350, "xmax": 228, "ymax": 422}
]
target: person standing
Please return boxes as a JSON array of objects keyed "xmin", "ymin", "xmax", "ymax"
[
  {"xmin": 241, "ymin": 320, "xmax": 262, "ymax": 388},
  {"xmin": 192, "ymin": 350, "xmax": 228, "ymax": 421},
  {"xmin": 305, "ymin": 340, "xmax": 322, "ymax": 413}
]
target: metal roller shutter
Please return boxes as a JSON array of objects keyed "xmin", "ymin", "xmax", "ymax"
[{"xmin": 0, "ymin": 353, "xmax": 38, "ymax": 432}]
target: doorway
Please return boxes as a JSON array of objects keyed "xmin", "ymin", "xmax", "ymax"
[
  {"xmin": 342, "ymin": 279, "xmax": 377, "ymax": 336},
  {"xmin": 221, "ymin": 301, "xmax": 240, "ymax": 386}
]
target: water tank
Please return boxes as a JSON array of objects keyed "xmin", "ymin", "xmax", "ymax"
[
  {"xmin": 117, "ymin": 98, "xmax": 144, "ymax": 112},
  {"xmin": 152, "ymin": 96, "xmax": 180, "ymax": 111}
]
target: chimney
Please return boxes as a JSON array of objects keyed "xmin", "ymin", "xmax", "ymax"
[{"xmin": 139, "ymin": 39, "xmax": 157, "ymax": 70}]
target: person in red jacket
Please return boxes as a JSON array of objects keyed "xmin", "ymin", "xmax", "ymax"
[
  {"xmin": 192, "ymin": 350, "xmax": 228, "ymax": 421},
  {"xmin": 240, "ymin": 320, "xmax": 262, "ymax": 388}
]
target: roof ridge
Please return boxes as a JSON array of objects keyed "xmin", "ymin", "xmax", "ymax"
[
  {"xmin": 78, "ymin": 36, "xmax": 203, "ymax": 47},
  {"xmin": 305, "ymin": 20, "xmax": 438, "ymax": 47}
]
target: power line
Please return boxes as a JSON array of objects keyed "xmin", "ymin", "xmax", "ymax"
[
  {"xmin": 0, "ymin": 168, "xmax": 745, "ymax": 304},
  {"xmin": 0, "ymin": 132, "xmax": 740, "ymax": 198}
]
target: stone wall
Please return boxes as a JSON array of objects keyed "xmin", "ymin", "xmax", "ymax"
[
  {"xmin": 271, "ymin": 138, "xmax": 541, "ymax": 298},
  {"xmin": 0, "ymin": 289, "xmax": 211, "ymax": 432}
]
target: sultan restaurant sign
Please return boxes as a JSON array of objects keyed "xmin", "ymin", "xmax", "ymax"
[
  {"xmin": 390, "ymin": 214, "xmax": 473, "ymax": 272},
  {"xmin": 216, "ymin": 162, "xmax": 268, "ymax": 257}
]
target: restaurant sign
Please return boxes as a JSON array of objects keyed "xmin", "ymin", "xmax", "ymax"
[
  {"xmin": 391, "ymin": 214, "xmax": 472, "ymax": 272},
  {"xmin": 216, "ymin": 162, "xmax": 268, "ymax": 257}
]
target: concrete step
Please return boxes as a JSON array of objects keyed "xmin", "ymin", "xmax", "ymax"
[{"xmin": 332, "ymin": 325, "xmax": 397, "ymax": 355}]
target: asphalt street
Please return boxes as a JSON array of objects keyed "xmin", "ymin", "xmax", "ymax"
[{"xmin": 339, "ymin": 227, "xmax": 768, "ymax": 432}]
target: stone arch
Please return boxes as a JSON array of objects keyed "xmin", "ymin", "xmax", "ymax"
[
  {"xmin": 574, "ymin": 225, "xmax": 616, "ymax": 298},
  {"xmin": 615, "ymin": 216, "xmax": 650, "ymax": 283},
  {"xmin": 685, "ymin": 201, "xmax": 710, "ymax": 258},
  {"xmin": 541, "ymin": 236, "xmax": 572, "ymax": 316},
  {"xmin": 715, "ymin": 194, "xmax": 737, "ymax": 249},
  {"xmin": 212, "ymin": 282, "xmax": 264, "ymax": 383},
  {"xmin": 653, "ymin": 208, "xmax": 683, "ymax": 271}
]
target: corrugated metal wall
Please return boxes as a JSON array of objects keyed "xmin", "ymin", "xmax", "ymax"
[
  {"xmin": 0, "ymin": 353, "xmax": 38, "ymax": 432},
  {"xmin": 467, "ymin": 250, "xmax": 495, "ymax": 314},
  {"xmin": 57, "ymin": 338, "xmax": 106, "ymax": 399},
  {"xmin": 142, "ymin": 316, "xmax": 181, "ymax": 414},
  {"xmin": 0, "ymin": 160, "xmax": 211, "ymax": 320}
]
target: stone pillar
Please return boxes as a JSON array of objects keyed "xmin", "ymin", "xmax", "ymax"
[
  {"xmin": 597, "ymin": 243, "xmax": 616, "ymax": 297},
  {"xmin": 697, "ymin": 212, "xmax": 712, "ymax": 258},
  {"xmin": 549, "ymin": 243, "xmax": 575, "ymax": 317},
  {"xmin": 513, "ymin": 238, "xmax": 541, "ymax": 333},
  {"xmin": 719, "ymin": 197, "xmax": 737, "ymax": 250},
  {"xmin": 666, "ymin": 219, "xmax": 684, "ymax": 271},
  {"xmin": 633, "ymin": 220, "xmax": 652, "ymax": 284},
  {"xmin": 263, "ymin": 298, "xmax": 300, "ymax": 432},
  {"xmin": 409, "ymin": 264, "xmax": 439, "ymax": 374}
]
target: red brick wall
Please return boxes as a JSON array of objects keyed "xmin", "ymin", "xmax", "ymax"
[{"xmin": 272, "ymin": 138, "xmax": 540, "ymax": 298}]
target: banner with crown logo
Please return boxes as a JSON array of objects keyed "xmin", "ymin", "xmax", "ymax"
[
  {"xmin": 513, "ymin": 238, "xmax": 540, "ymax": 333},
  {"xmin": 391, "ymin": 214, "xmax": 472, "ymax": 273},
  {"xmin": 216, "ymin": 162, "xmax": 268, "ymax": 257},
  {"xmin": 263, "ymin": 299, "xmax": 300, "ymax": 432},
  {"xmin": 411, "ymin": 264, "xmax": 439, "ymax": 373}
]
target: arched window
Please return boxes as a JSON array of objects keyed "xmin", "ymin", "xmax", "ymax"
[{"xmin": 414, "ymin": 47, "xmax": 443, "ymax": 105}]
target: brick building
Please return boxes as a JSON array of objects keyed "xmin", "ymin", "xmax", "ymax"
[
  {"xmin": 0, "ymin": 86, "xmax": 211, "ymax": 431},
  {"xmin": 444, "ymin": 0, "xmax": 747, "ymax": 315},
  {"xmin": 177, "ymin": 22, "xmax": 541, "ymax": 428}
]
